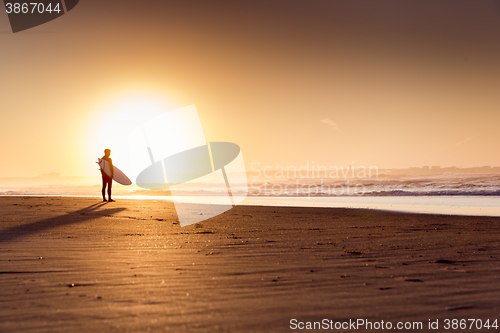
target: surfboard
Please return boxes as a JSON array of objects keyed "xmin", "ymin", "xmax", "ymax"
[{"xmin": 97, "ymin": 158, "xmax": 132, "ymax": 186}]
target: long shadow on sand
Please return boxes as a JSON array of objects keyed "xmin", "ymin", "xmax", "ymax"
[{"xmin": 0, "ymin": 202, "xmax": 126, "ymax": 243}]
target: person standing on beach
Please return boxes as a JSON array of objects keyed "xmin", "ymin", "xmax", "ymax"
[{"xmin": 100, "ymin": 149, "xmax": 115, "ymax": 202}]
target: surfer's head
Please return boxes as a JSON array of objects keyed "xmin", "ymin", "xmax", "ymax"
[{"xmin": 104, "ymin": 149, "xmax": 111, "ymax": 157}]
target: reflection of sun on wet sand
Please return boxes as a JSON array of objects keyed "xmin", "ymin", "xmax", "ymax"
[{"xmin": 0, "ymin": 197, "xmax": 499, "ymax": 332}]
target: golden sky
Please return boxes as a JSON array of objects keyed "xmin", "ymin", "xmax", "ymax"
[{"xmin": 0, "ymin": 0, "xmax": 499, "ymax": 177}]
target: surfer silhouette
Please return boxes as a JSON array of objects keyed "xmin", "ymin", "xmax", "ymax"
[{"xmin": 100, "ymin": 149, "xmax": 115, "ymax": 202}]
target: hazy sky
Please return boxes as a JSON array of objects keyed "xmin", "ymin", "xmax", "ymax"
[{"xmin": 1, "ymin": 0, "xmax": 500, "ymax": 177}]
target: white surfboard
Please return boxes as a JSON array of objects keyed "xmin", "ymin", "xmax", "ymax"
[{"xmin": 97, "ymin": 158, "xmax": 132, "ymax": 186}]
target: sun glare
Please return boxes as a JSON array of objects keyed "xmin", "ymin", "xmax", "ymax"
[{"xmin": 85, "ymin": 93, "xmax": 175, "ymax": 177}]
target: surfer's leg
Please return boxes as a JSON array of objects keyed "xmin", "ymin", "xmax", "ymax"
[
  {"xmin": 101, "ymin": 178, "xmax": 107, "ymax": 201},
  {"xmin": 107, "ymin": 178, "xmax": 113, "ymax": 201}
]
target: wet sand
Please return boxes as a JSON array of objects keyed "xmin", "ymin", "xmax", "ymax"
[{"xmin": 0, "ymin": 196, "xmax": 499, "ymax": 332}]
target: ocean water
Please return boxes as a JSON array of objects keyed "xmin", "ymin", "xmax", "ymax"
[
  {"xmin": 238, "ymin": 196, "xmax": 500, "ymax": 217},
  {"xmin": 2, "ymin": 174, "xmax": 500, "ymax": 216},
  {"xmin": 246, "ymin": 173, "xmax": 500, "ymax": 197}
]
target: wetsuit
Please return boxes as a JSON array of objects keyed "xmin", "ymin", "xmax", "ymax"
[{"xmin": 101, "ymin": 156, "xmax": 113, "ymax": 201}]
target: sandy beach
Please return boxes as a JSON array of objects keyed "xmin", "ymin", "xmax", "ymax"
[{"xmin": 0, "ymin": 196, "xmax": 499, "ymax": 332}]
